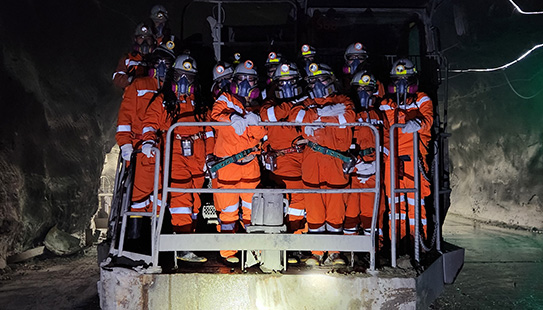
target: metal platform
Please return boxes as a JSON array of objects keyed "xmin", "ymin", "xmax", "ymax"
[{"xmin": 98, "ymin": 245, "xmax": 464, "ymax": 310}]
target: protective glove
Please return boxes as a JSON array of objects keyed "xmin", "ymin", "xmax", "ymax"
[
  {"xmin": 230, "ymin": 114, "xmax": 248, "ymax": 135},
  {"xmin": 355, "ymin": 161, "xmax": 376, "ymax": 176},
  {"xmin": 142, "ymin": 141, "xmax": 155, "ymax": 158},
  {"xmin": 244, "ymin": 112, "xmax": 260, "ymax": 125},
  {"xmin": 357, "ymin": 175, "xmax": 370, "ymax": 184},
  {"xmin": 304, "ymin": 124, "xmax": 323, "ymax": 137},
  {"xmin": 402, "ymin": 119, "xmax": 422, "ymax": 133},
  {"xmin": 317, "ymin": 104, "xmax": 345, "ymax": 117},
  {"xmin": 120, "ymin": 144, "xmax": 133, "ymax": 162}
]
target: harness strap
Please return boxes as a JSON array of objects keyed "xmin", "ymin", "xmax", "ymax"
[
  {"xmin": 209, "ymin": 146, "xmax": 258, "ymax": 173},
  {"xmin": 307, "ymin": 141, "xmax": 352, "ymax": 163},
  {"xmin": 359, "ymin": 147, "xmax": 376, "ymax": 157},
  {"xmin": 175, "ymin": 131, "xmax": 205, "ymax": 141}
]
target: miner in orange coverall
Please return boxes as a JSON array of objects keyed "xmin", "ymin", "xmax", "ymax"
[
  {"xmin": 142, "ymin": 54, "xmax": 214, "ymax": 263},
  {"xmin": 290, "ymin": 63, "xmax": 355, "ymax": 266},
  {"xmin": 344, "ymin": 70, "xmax": 390, "ymax": 250},
  {"xmin": 112, "ymin": 22, "xmax": 156, "ymax": 89},
  {"xmin": 115, "ymin": 45, "xmax": 175, "ymax": 238},
  {"xmin": 259, "ymin": 62, "xmax": 308, "ymax": 263},
  {"xmin": 211, "ymin": 61, "xmax": 233, "ymax": 100},
  {"xmin": 341, "ymin": 42, "xmax": 386, "ymax": 97},
  {"xmin": 380, "ymin": 58, "xmax": 433, "ymax": 246},
  {"xmin": 211, "ymin": 60, "xmax": 267, "ymax": 264},
  {"xmin": 146, "ymin": 4, "xmax": 174, "ymax": 46},
  {"xmin": 260, "ymin": 51, "xmax": 282, "ymax": 100}
]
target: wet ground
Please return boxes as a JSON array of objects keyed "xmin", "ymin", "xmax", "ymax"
[
  {"xmin": 1, "ymin": 214, "xmax": 542, "ymax": 309},
  {"xmin": 431, "ymin": 214, "xmax": 543, "ymax": 309}
]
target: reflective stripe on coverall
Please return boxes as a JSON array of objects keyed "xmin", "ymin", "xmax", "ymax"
[
  {"xmin": 380, "ymin": 92, "xmax": 433, "ymax": 240},
  {"xmin": 112, "ymin": 53, "xmax": 148, "ymax": 89},
  {"xmin": 212, "ymin": 92, "xmax": 267, "ymax": 258},
  {"xmin": 345, "ymin": 109, "xmax": 389, "ymax": 248},
  {"xmin": 143, "ymin": 93, "xmax": 215, "ymax": 232},
  {"xmin": 116, "ymin": 76, "xmax": 159, "ymax": 213},
  {"xmin": 290, "ymin": 94, "xmax": 355, "ymax": 256},
  {"xmin": 260, "ymin": 99, "xmax": 306, "ymax": 233}
]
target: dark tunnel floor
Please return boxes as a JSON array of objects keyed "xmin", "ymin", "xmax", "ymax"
[{"xmin": 1, "ymin": 214, "xmax": 542, "ymax": 309}]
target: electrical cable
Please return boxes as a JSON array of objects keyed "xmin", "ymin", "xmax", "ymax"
[
  {"xmin": 508, "ymin": 0, "xmax": 543, "ymax": 15},
  {"xmin": 502, "ymin": 71, "xmax": 543, "ymax": 99},
  {"xmin": 450, "ymin": 43, "xmax": 543, "ymax": 73}
]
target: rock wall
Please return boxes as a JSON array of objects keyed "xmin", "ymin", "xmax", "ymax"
[
  {"xmin": 435, "ymin": 0, "xmax": 543, "ymax": 229},
  {"xmin": 0, "ymin": 1, "xmax": 132, "ymax": 265}
]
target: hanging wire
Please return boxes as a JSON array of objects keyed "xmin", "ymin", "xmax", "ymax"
[
  {"xmin": 449, "ymin": 43, "xmax": 543, "ymax": 73},
  {"xmin": 508, "ymin": 0, "xmax": 543, "ymax": 15},
  {"xmin": 503, "ymin": 71, "xmax": 543, "ymax": 100}
]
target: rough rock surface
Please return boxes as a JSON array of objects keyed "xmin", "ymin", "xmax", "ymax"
[
  {"xmin": 433, "ymin": 0, "xmax": 543, "ymax": 229},
  {"xmin": 44, "ymin": 226, "xmax": 81, "ymax": 256}
]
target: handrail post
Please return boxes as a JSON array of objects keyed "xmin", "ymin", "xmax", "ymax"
[
  {"xmin": 151, "ymin": 147, "xmax": 161, "ymax": 268},
  {"xmin": 413, "ymin": 132, "xmax": 420, "ymax": 264},
  {"xmin": 389, "ymin": 125, "xmax": 397, "ymax": 268},
  {"xmin": 434, "ymin": 139, "xmax": 442, "ymax": 252}
]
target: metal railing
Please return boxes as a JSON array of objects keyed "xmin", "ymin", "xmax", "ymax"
[
  {"xmin": 110, "ymin": 119, "xmax": 445, "ymax": 273},
  {"xmin": 146, "ymin": 121, "xmax": 383, "ymax": 272},
  {"xmin": 388, "ymin": 123, "xmax": 445, "ymax": 267},
  {"xmin": 388, "ymin": 124, "xmax": 421, "ymax": 267}
]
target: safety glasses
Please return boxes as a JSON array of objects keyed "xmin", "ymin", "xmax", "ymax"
[
  {"xmin": 346, "ymin": 54, "xmax": 368, "ymax": 61},
  {"xmin": 306, "ymin": 76, "xmax": 331, "ymax": 85},
  {"xmin": 357, "ymin": 85, "xmax": 375, "ymax": 93},
  {"xmin": 154, "ymin": 59, "xmax": 172, "ymax": 68},
  {"xmin": 136, "ymin": 35, "xmax": 155, "ymax": 46},
  {"xmin": 174, "ymin": 70, "xmax": 195, "ymax": 83},
  {"xmin": 234, "ymin": 75, "xmax": 257, "ymax": 83},
  {"xmin": 277, "ymin": 78, "xmax": 297, "ymax": 86}
]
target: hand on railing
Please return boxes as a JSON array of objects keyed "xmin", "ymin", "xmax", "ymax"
[
  {"xmin": 402, "ymin": 119, "xmax": 421, "ymax": 133},
  {"xmin": 304, "ymin": 124, "xmax": 324, "ymax": 136},
  {"xmin": 142, "ymin": 141, "xmax": 156, "ymax": 158},
  {"xmin": 244, "ymin": 111, "xmax": 260, "ymax": 125},
  {"xmin": 120, "ymin": 144, "xmax": 133, "ymax": 161},
  {"xmin": 230, "ymin": 114, "xmax": 247, "ymax": 135},
  {"xmin": 355, "ymin": 161, "xmax": 376, "ymax": 184}
]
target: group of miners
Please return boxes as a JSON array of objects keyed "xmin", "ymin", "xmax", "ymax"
[{"xmin": 113, "ymin": 5, "xmax": 433, "ymax": 267}]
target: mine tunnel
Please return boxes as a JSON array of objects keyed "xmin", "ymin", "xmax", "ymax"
[{"xmin": 1, "ymin": 0, "xmax": 543, "ymax": 309}]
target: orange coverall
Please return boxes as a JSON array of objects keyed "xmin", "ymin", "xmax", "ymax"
[
  {"xmin": 112, "ymin": 52, "xmax": 149, "ymax": 89},
  {"xmin": 290, "ymin": 94, "xmax": 355, "ymax": 256},
  {"xmin": 379, "ymin": 92, "xmax": 433, "ymax": 240},
  {"xmin": 345, "ymin": 108, "xmax": 390, "ymax": 247},
  {"xmin": 260, "ymin": 97, "xmax": 306, "ymax": 233},
  {"xmin": 143, "ymin": 93, "xmax": 215, "ymax": 232},
  {"xmin": 116, "ymin": 76, "xmax": 160, "ymax": 213},
  {"xmin": 211, "ymin": 92, "xmax": 267, "ymax": 258}
]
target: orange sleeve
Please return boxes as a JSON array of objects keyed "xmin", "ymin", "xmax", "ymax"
[
  {"xmin": 317, "ymin": 95, "xmax": 356, "ymax": 124},
  {"xmin": 115, "ymin": 83, "xmax": 136, "ymax": 147},
  {"xmin": 203, "ymin": 110, "xmax": 216, "ymax": 155},
  {"xmin": 416, "ymin": 93, "xmax": 433, "ymax": 136},
  {"xmin": 289, "ymin": 100, "xmax": 319, "ymax": 124},
  {"xmin": 112, "ymin": 55, "xmax": 130, "ymax": 89},
  {"xmin": 260, "ymin": 100, "xmax": 292, "ymax": 122},
  {"xmin": 211, "ymin": 94, "xmax": 237, "ymax": 122},
  {"xmin": 142, "ymin": 94, "xmax": 166, "ymax": 143}
]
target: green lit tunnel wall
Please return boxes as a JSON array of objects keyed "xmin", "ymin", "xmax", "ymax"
[{"xmin": 435, "ymin": 0, "xmax": 543, "ymax": 228}]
